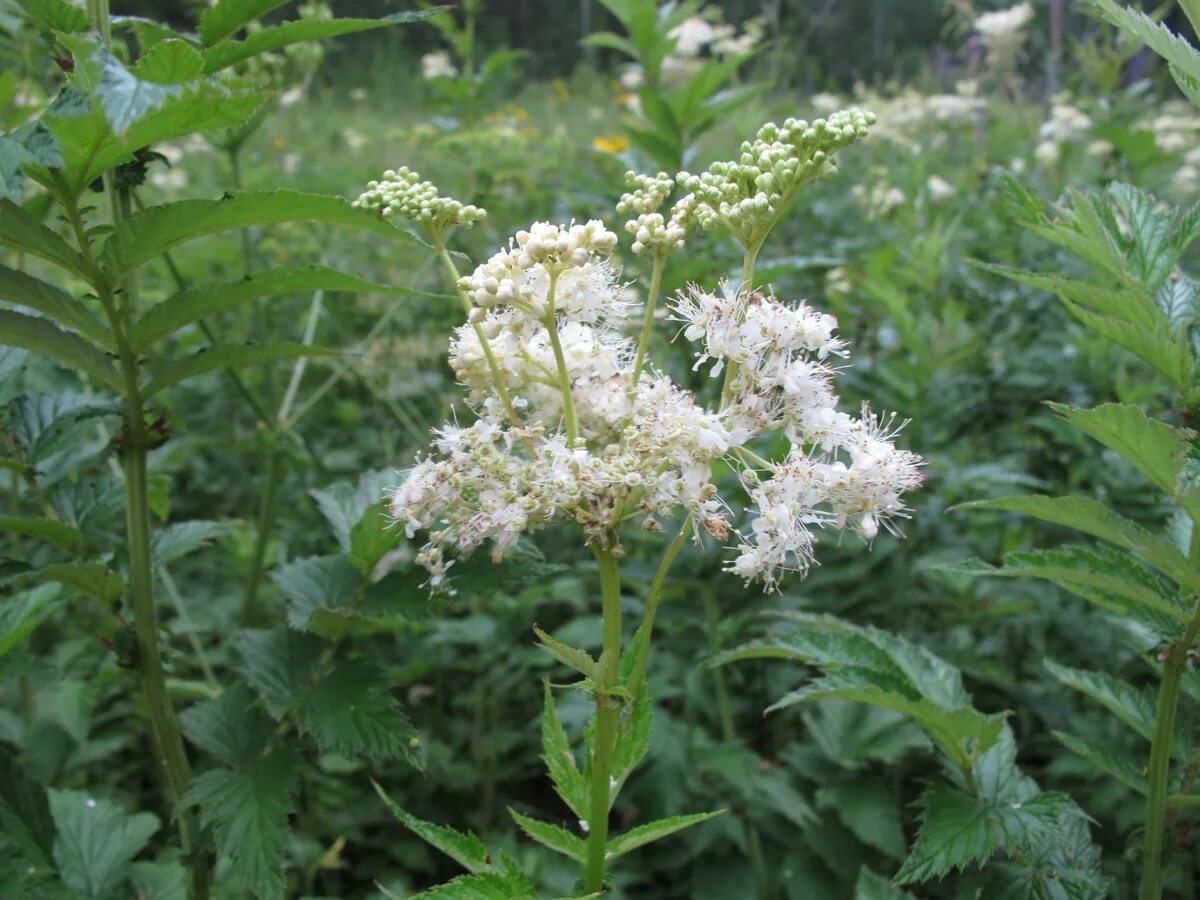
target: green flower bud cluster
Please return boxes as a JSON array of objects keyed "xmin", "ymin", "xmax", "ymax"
[
  {"xmin": 616, "ymin": 171, "xmax": 686, "ymax": 256},
  {"xmin": 673, "ymin": 107, "xmax": 876, "ymax": 246},
  {"xmin": 353, "ymin": 166, "xmax": 487, "ymax": 231}
]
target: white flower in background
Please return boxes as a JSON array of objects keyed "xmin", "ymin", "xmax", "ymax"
[
  {"xmin": 344, "ymin": 128, "xmax": 367, "ymax": 151},
  {"xmin": 925, "ymin": 175, "xmax": 956, "ymax": 202},
  {"xmin": 975, "ymin": 2, "xmax": 1035, "ymax": 77},
  {"xmin": 421, "ymin": 50, "xmax": 458, "ymax": 80},
  {"xmin": 810, "ymin": 93, "xmax": 843, "ymax": 115},
  {"xmin": 385, "ymin": 113, "xmax": 922, "ymax": 593},
  {"xmin": 279, "ymin": 85, "xmax": 305, "ymax": 108},
  {"xmin": 350, "ymin": 87, "xmax": 367, "ymax": 101},
  {"xmin": 150, "ymin": 168, "xmax": 189, "ymax": 192},
  {"xmin": 853, "ymin": 182, "xmax": 907, "ymax": 216},
  {"xmin": 281, "ymin": 152, "xmax": 300, "ymax": 175},
  {"xmin": 669, "ymin": 16, "xmax": 717, "ymax": 57},
  {"xmin": 620, "ymin": 66, "xmax": 645, "ymax": 91}
]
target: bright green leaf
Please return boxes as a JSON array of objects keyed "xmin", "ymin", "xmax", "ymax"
[
  {"xmin": 0, "ymin": 310, "xmax": 121, "ymax": 391},
  {"xmin": 606, "ymin": 810, "xmax": 724, "ymax": 859},
  {"xmin": 0, "ymin": 264, "xmax": 110, "ymax": 347},
  {"xmin": 131, "ymin": 39, "xmax": 205, "ymax": 83}
]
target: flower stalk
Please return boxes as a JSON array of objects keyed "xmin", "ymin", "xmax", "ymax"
[{"xmin": 584, "ymin": 543, "xmax": 624, "ymax": 893}]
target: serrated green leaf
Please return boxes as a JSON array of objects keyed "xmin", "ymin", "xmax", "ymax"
[
  {"xmin": 274, "ymin": 554, "xmax": 362, "ymax": 630},
  {"xmin": 151, "ymin": 520, "xmax": 229, "ymax": 565},
  {"xmin": 0, "ymin": 747, "xmax": 56, "ymax": 870},
  {"xmin": 201, "ymin": 11, "xmax": 445, "ymax": 73},
  {"xmin": 1053, "ymin": 730, "xmax": 1147, "ymax": 794},
  {"xmin": 91, "ymin": 48, "xmax": 183, "ymax": 134},
  {"xmin": 372, "ymin": 781, "xmax": 491, "ymax": 874},
  {"xmin": 541, "ymin": 683, "xmax": 587, "ymax": 820},
  {"xmin": 955, "ymin": 494, "xmax": 1195, "ymax": 587},
  {"xmin": 854, "ymin": 868, "xmax": 915, "ymax": 900},
  {"xmin": 0, "ymin": 198, "xmax": 87, "ymax": 276},
  {"xmin": 817, "ymin": 780, "xmax": 906, "ymax": 859},
  {"xmin": 198, "ymin": 0, "xmax": 291, "ymax": 44},
  {"xmin": 1046, "ymin": 660, "xmax": 1187, "ymax": 755},
  {"xmin": 534, "ymin": 626, "xmax": 601, "ymax": 681},
  {"xmin": 975, "ymin": 261, "xmax": 1161, "ymax": 330},
  {"xmin": 0, "ymin": 310, "xmax": 121, "ymax": 391},
  {"xmin": 131, "ymin": 39, "xmax": 205, "ymax": 83},
  {"xmin": 0, "ymin": 264, "xmax": 109, "ymax": 347},
  {"xmin": 0, "ymin": 122, "xmax": 63, "ymax": 201},
  {"xmin": 295, "ymin": 659, "xmax": 418, "ymax": 762},
  {"xmin": 0, "ymin": 584, "xmax": 63, "ymax": 658},
  {"xmin": 19, "ymin": 0, "xmax": 89, "ymax": 33},
  {"xmin": 509, "ymin": 809, "xmax": 586, "ymax": 863},
  {"xmin": 404, "ymin": 871, "xmax": 536, "ymax": 900},
  {"xmin": 99, "ymin": 190, "xmax": 417, "ymax": 279},
  {"xmin": 180, "ymin": 684, "xmax": 274, "ymax": 767},
  {"xmin": 606, "ymin": 810, "xmax": 724, "ymax": 859},
  {"xmin": 895, "ymin": 784, "xmax": 1076, "ymax": 884},
  {"xmin": 611, "ymin": 680, "xmax": 651, "ymax": 794},
  {"xmin": 181, "ymin": 747, "xmax": 299, "ymax": 899},
  {"xmin": 1084, "ymin": 0, "xmax": 1200, "ymax": 89},
  {"xmin": 1050, "ymin": 402, "xmax": 1193, "ymax": 502},
  {"xmin": 234, "ymin": 628, "xmax": 323, "ymax": 718},
  {"xmin": 960, "ymin": 544, "xmax": 1188, "ymax": 627},
  {"xmin": 40, "ymin": 86, "xmax": 267, "ymax": 193},
  {"xmin": 33, "ymin": 562, "xmax": 124, "ymax": 604},
  {"xmin": 128, "ymin": 860, "xmax": 187, "ymax": 900},
  {"xmin": 129, "ymin": 266, "xmax": 415, "ymax": 349},
  {"xmin": 49, "ymin": 789, "xmax": 159, "ymax": 898},
  {"xmin": 349, "ymin": 501, "xmax": 404, "ymax": 575},
  {"xmin": 1062, "ymin": 300, "xmax": 1192, "ymax": 390},
  {"xmin": 141, "ymin": 341, "xmax": 332, "ymax": 396},
  {"xmin": 1109, "ymin": 182, "xmax": 1180, "ymax": 292},
  {"xmin": 0, "ymin": 514, "xmax": 84, "ymax": 548}
]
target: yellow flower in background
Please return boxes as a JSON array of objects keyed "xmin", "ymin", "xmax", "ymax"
[
  {"xmin": 592, "ymin": 134, "xmax": 630, "ymax": 154},
  {"xmin": 550, "ymin": 77, "xmax": 571, "ymax": 103},
  {"xmin": 272, "ymin": 136, "xmax": 287, "ymax": 150}
]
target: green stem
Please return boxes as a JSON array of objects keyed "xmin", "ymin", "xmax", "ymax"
[
  {"xmin": 719, "ymin": 241, "xmax": 763, "ymax": 408},
  {"xmin": 628, "ymin": 517, "xmax": 688, "ymax": 696},
  {"xmin": 63, "ymin": 182, "xmax": 210, "ymax": 900},
  {"xmin": 630, "ymin": 252, "xmax": 666, "ymax": 388},
  {"xmin": 1140, "ymin": 525, "xmax": 1200, "ymax": 900},
  {"xmin": 542, "ymin": 271, "xmax": 578, "ymax": 444},
  {"xmin": 584, "ymin": 545, "xmax": 623, "ymax": 894},
  {"xmin": 703, "ymin": 584, "xmax": 770, "ymax": 900},
  {"xmin": 241, "ymin": 447, "xmax": 284, "ymax": 624}
]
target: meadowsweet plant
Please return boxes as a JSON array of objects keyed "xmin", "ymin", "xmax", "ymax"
[
  {"xmin": 959, "ymin": 2, "xmax": 1200, "ymax": 897},
  {"xmin": 0, "ymin": 1, "xmax": 436, "ymax": 896},
  {"xmin": 365, "ymin": 108, "xmax": 925, "ymax": 895}
]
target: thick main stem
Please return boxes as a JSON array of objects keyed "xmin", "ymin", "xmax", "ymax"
[
  {"xmin": 1141, "ymin": 587, "xmax": 1200, "ymax": 899},
  {"xmin": 584, "ymin": 545, "xmax": 623, "ymax": 893},
  {"xmin": 64, "ymin": 181, "xmax": 210, "ymax": 899}
]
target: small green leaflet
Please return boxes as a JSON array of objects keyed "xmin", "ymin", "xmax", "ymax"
[
  {"xmin": 606, "ymin": 810, "xmax": 725, "ymax": 858},
  {"xmin": 48, "ymin": 789, "xmax": 159, "ymax": 899},
  {"xmin": 509, "ymin": 809, "xmax": 587, "ymax": 862},
  {"xmin": 372, "ymin": 781, "xmax": 492, "ymax": 874}
]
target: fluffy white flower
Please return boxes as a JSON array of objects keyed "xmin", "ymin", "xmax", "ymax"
[{"xmin": 421, "ymin": 51, "xmax": 458, "ymax": 80}]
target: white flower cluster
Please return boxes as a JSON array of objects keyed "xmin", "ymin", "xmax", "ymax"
[
  {"xmin": 388, "ymin": 111, "xmax": 922, "ymax": 593},
  {"xmin": 975, "ymin": 2, "xmax": 1034, "ymax": 77},
  {"xmin": 353, "ymin": 166, "xmax": 486, "ymax": 231},
  {"xmin": 421, "ymin": 50, "xmax": 458, "ymax": 80},
  {"xmin": 457, "ymin": 221, "xmax": 620, "ymax": 313},
  {"xmin": 673, "ymin": 110, "xmax": 876, "ymax": 243},
  {"xmin": 1036, "ymin": 102, "xmax": 1093, "ymax": 165},
  {"xmin": 616, "ymin": 172, "xmax": 687, "ymax": 256}
]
